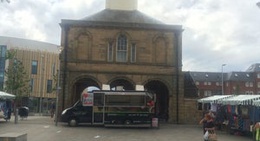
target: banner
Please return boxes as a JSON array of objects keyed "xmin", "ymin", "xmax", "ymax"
[{"xmin": 82, "ymin": 92, "xmax": 93, "ymax": 106}]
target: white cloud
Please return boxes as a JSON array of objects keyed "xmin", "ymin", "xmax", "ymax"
[{"xmin": 0, "ymin": 0, "xmax": 259, "ymax": 72}]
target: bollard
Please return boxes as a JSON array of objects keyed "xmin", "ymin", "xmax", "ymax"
[{"xmin": 15, "ymin": 108, "xmax": 18, "ymax": 124}]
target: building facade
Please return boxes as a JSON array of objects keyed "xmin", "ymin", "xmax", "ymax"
[
  {"xmin": 0, "ymin": 36, "xmax": 59, "ymax": 113},
  {"xmin": 59, "ymin": 0, "xmax": 184, "ymax": 123},
  {"xmin": 184, "ymin": 63, "xmax": 260, "ymax": 98}
]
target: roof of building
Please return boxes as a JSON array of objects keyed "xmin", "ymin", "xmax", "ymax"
[
  {"xmin": 0, "ymin": 36, "xmax": 59, "ymax": 53},
  {"xmin": 187, "ymin": 71, "xmax": 223, "ymax": 82},
  {"xmin": 226, "ymin": 71, "xmax": 254, "ymax": 81},
  {"xmin": 246, "ymin": 63, "xmax": 260, "ymax": 72},
  {"xmin": 61, "ymin": 9, "xmax": 183, "ymax": 31},
  {"xmin": 186, "ymin": 70, "xmax": 257, "ymax": 82},
  {"xmin": 82, "ymin": 9, "xmax": 164, "ymax": 25}
]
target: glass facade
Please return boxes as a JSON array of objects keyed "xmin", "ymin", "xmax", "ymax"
[{"xmin": 0, "ymin": 45, "xmax": 7, "ymax": 90}]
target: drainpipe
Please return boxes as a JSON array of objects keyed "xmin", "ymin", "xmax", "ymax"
[
  {"xmin": 175, "ymin": 30, "xmax": 183, "ymax": 124},
  {"xmin": 62, "ymin": 25, "xmax": 69, "ymax": 110},
  {"xmin": 175, "ymin": 32, "xmax": 179, "ymax": 124}
]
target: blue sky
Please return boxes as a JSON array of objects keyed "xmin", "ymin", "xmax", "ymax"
[{"xmin": 0, "ymin": 0, "xmax": 260, "ymax": 72}]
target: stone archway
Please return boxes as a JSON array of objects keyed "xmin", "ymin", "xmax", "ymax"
[
  {"xmin": 144, "ymin": 80, "xmax": 169, "ymax": 121},
  {"xmin": 109, "ymin": 78, "xmax": 135, "ymax": 90},
  {"xmin": 71, "ymin": 78, "xmax": 100, "ymax": 104}
]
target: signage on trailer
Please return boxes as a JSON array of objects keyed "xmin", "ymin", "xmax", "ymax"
[{"xmin": 82, "ymin": 92, "xmax": 93, "ymax": 106}]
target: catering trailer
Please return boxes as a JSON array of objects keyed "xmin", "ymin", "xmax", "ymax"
[{"xmin": 61, "ymin": 90, "xmax": 157, "ymax": 127}]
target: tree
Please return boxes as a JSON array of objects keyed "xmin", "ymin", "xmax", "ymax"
[{"xmin": 4, "ymin": 50, "xmax": 30, "ymax": 106}]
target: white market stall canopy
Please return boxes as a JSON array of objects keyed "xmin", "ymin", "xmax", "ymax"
[
  {"xmin": 0, "ymin": 91, "xmax": 15, "ymax": 100},
  {"xmin": 197, "ymin": 95, "xmax": 233, "ymax": 103},
  {"xmin": 220, "ymin": 95, "xmax": 260, "ymax": 105},
  {"xmin": 253, "ymin": 99, "xmax": 260, "ymax": 107}
]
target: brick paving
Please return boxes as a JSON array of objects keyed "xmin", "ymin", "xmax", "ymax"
[{"xmin": 0, "ymin": 116, "xmax": 253, "ymax": 141}]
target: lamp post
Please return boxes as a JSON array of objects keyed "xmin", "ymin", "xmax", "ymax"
[
  {"xmin": 55, "ymin": 46, "xmax": 62, "ymax": 126},
  {"xmin": 221, "ymin": 64, "xmax": 226, "ymax": 95},
  {"xmin": 39, "ymin": 55, "xmax": 44, "ymax": 115}
]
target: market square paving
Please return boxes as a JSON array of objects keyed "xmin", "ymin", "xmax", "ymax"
[{"xmin": 0, "ymin": 116, "xmax": 252, "ymax": 141}]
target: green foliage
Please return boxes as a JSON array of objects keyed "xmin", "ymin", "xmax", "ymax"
[
  {"xmin": 52, "ymin": 71, "xmax": 58, "ymax": 91},
  {"xmin": 4, "ymin": 50, "xmax": 30, "ymax": 99}
]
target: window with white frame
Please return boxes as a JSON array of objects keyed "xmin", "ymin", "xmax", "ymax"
[
  {"xmin": 245, "ymin": 82, "xmax": 249, "ymax": 87},
  {"xmin": 116, "ymin": 34, "xmax": 127, "ymax": 62},
  {"xmin": 195, "ymin": 81, "xmax": 200, "ymax": 85},
  {"xmin": 216, "ymin": 82, "xmax": 219, "ymax": 86},
  {"xmin": 258, "ymin": 82, "xmax": 260, "ymax": 88},
  {"xmin": 204, "ymin": 91, "xmax": 212, "ymax": 96},
  {"xmin": 258, "ymin": 73, "xmax": 260, "ymax": 78},
  {"xmin": 250, "ymin": 82, "xmax": 253, "ymax": 87}
]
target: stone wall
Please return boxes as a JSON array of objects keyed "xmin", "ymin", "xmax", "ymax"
[{"xmin": 183, "ymin": 98, "xmax": 203, "ymax": 124}]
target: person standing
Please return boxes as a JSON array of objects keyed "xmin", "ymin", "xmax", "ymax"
[
  {"xmin": 200, "ymin": 114, "xmax": 215, "ymax": 141},
  {"xmin": 255, "ymin": 122, "xmax": 260, "ymax": 141},
  {"xmin": 50, "ymin": 102, "xmax": 55, "ymax": 118}
]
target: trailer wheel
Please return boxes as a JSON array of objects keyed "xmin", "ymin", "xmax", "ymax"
[{"xmin": 68, "ymin": 118, "xmax": 78, "ymax": 127}]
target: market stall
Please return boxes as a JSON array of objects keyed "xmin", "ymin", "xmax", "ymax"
[
  {"xmin": 197, "ymin": 95, "xmax": 235, "ymax": 130},
  {"xmin": 218, "ymin": 95, "xmax": 260, "ymax": 136},
  {"xmin": 0, "ymin": 91, "xmax": 15, "ymax": 100},
  {"xmin": 0, "ymin": 91, "xmax": 15, "ymax": 121}
]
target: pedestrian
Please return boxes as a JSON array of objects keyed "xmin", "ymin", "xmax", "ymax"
[
  {"xmin": 200, "ymin": 113, "xmax": 208, "ymax": 134},
  {"xmin": 200, "ymin": 114, "xmax": 216, "ymax": 141},
  {"xmin": 50, "ymin": 102, "xmax": 55, "ymax": 118},
  {"xmin": 255, "ymin": 122, "xmax": 260, "ymax": 141}
]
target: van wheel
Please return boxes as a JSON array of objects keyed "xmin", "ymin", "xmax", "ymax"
[
  {"xmin": 124, "ymin": 120, "xmax": 131, "ymax": 125},
  {"xmin": 68, "ymin": 118, "xmax": 78, "ymax": 127}
]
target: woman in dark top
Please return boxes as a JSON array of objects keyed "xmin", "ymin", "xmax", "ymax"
[{"xmin": 200, "ymin": 114, "xmax": 215, "ymax": 141}]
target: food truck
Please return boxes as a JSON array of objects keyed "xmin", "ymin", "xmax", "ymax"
[{"xmin": 61, "ymin": 89, "xmax": 157, "ymax": 127}]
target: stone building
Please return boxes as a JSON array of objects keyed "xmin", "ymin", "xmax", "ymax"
[{"xmin": 59, "ymin": 0, "xmax": 184, "ymax": 123}]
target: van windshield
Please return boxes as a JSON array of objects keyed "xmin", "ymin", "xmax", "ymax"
[{"xmin": 73, "ymin": 100, "xmax": 82, "ymax": 107}]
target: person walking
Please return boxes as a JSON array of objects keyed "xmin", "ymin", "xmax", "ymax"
[{"xmin": 255, "ymin": 122, "xmax": 260, "ymax": 141}]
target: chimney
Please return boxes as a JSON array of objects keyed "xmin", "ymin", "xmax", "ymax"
[{"xmin": 106, "ymin": 0, "xmax": 137, "ymax": 11}]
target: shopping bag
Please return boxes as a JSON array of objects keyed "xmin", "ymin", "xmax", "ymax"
[
  {"xmin": 208, "ymin": 131, "xmax": 217, "ymax": 141},
  {"xmin": 203, "ymin": 131, "xmax": 209, "ymax": 140}
]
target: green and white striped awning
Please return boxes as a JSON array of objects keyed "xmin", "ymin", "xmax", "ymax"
[
  {"xmin": 220, "ymin": 95, "xmax": 260, "ymax": 105},
  {"xmin": 197, "ymin": 95, "xmax": 233, "ymax": 104}
]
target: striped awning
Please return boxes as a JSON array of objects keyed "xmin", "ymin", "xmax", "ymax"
[
  {"xmin": 253, "ymin": 99, "xmax": 260, "ymax": 107},
  {"xmin": 197, "ymin": 95, "xmax": 233, "ymax": 103},
  {"xmin": 220, "ymin": 95, "xmax": 260, "ymax": 105}
]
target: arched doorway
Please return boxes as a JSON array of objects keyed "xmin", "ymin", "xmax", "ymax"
[
  {"xmin": 109, "ymin": 78, "xmax": 135, "ymax": 90},
  {"xmin": 72, "ymin": 78, "xmax": 100, "ymax": 104},
  {"xmin": 144, "ymin": 80, "xmax": 169, "ymax": 121}
]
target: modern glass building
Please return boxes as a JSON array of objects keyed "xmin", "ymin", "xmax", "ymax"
[{"xmin": 0, "ymin": 45, "xmax": 6, "ymax": 90}]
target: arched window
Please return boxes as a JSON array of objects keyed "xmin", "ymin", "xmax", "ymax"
[{"xmin": 116, "ymin": 34, "xmax": 127, "ymax": 62}]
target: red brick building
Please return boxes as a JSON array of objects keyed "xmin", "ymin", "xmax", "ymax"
[{"xmin": 184, "ymin": 63, "xmax": 260, "ymax": 98}]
